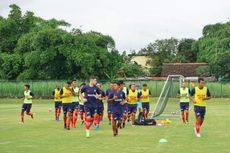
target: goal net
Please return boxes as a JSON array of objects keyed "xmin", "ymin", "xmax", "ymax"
[{"xmin": 150, "ymin": 75, "xmax": 184, "ymax": 119}]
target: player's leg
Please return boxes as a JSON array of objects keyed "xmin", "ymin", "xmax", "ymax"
[
  {"xmin": 185, "ymin": 103, "xmax": 189, "ymax": 122},
  {"xmin": 26, "ymin": 104, "xmax": 33, "ymax": 119},
  {"xmin": 20, "ymin": 104, "xmax": 26, "ymax": 123},
  {"xmin": 107, "ymin": 104, "xmax": 112, "ymax": 125},
  {"xmin": 131, "ymin": 104, "xmax": 137, "ymax": 125},
  {"xmin": 79, "ymin": 104, "xmax": 85, "ymax": 125},
  {"xmin": 121, "ymin": 105, "xmax": 127, "ymax": 128},
  {"xmin": 116, "ymin": 114, "xmax": 123, "ymax": 135},
  {"xmin": 84, "ymin": 106, "xmax": 94, "ymax": 138},
  {"xmin": 54, "ymin": 102, "xmax": 58, "ymax": 121},
  {"xmin": 62, "ymin": 104, "xmax": 68, "ymax": 129},
  {"xmin": 57, "ymin": 102, "xmax": 62, "ymax": 121},
  {"xmin": 72, "ymin": 102, "xmax": 79, "ymax": 128},
  {"xmin": 111, "ymin": 114, "xmax": 117, "ymax": 136},
  {"xmin": 93, "ymin": 109, "xmax": 100, "ymax": 129},
  {"xmin": 180, "ymin": 103, "xmax": 186, "ymax": 123},
  {"xmin": 127, "ymin": 104, "xmax": 131, "ymax": 122}
]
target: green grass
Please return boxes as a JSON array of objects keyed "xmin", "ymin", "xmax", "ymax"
[{"xmin": 0, "ymin": 98, "xmax": 229, "ymax": 153}]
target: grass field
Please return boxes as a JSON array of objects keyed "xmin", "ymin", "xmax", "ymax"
[{"xmin": 0, "ymin": 98, "xmax": 229, "ymax": 153}]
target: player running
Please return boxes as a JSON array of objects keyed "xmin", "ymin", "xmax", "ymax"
[
  {"xmin": 71, "ymin": 80, "xmax": 80, "ymax": 128},
  {"xmin": 60, "ymin": 81, "xmax": 73, "ymax": 130},
  {"xmin": 51, "ymin": 84, "xmax": 62, "ymax": 122},
  {"xmin": 95, "ymin": 83, "xmax": 106, "ymax": 128},
  {"xmin": 177, "ymin": 82, "xmax": 190, "ymax": 124},
  {"xmin": 127, "ymin": 83, "xmax": 141, "ymax": 125},
  {"xmin": 79, "ymin": 76, "xmax": 101, "ymax": 138},
  {"xmin": 19, "ymin": 84, "xmax": 34, "ymax": 124},
  {"xmin": 118, "ymin": 80, "xmax": 128, "ymax": 128},
  {"xmin": 106, "ymin": 83, "xmax": 114, "ymax": 125},
  {"xmin": 190, "ymin": 78, "xmax": 211, "ymax": 137},
  {"xmin": 109, "ymin": 81, "xmax": 126, "ymax": 136},
  {"xmin": 140, "ymin": 83, "xmax": 151, "ymax": 120}
]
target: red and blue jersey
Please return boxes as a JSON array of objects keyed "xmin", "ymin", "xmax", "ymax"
[
  {"xmin": 81, "ymin": 85, "xmax": 101, "ymax": 107},
  {"xmin": 111, "ymin": 90, "xmax": 126, "ymax": 114}
]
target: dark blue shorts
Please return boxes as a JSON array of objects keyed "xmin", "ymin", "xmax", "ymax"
[
  {"xmin": 142, "ymin": 103, "xmax": 150, "ymax": 111},
  {"xmin": 62, "ymin": 103, "xmax": 73, "ymax": 114},
  {"xmin": 72, "ymin": 102, "xmax": 79, "ymax": 110},
  {"xmin": 54, "ymin": 101, "xmax": 62, "ymax": 109},
  {"xmin": 127, "ymin": 104, "xmax": 137, "ymax": 114},
  {"xmin": 180, "ymin": 102, "xmax": 189, "ymax": 111},
  {"xmin": 96, "ymin": 106, "xmax": 104, "ymax": 115},
  {"xmin": 122, "ymin": 103, "xmax": 128, "ymax": 114},
  {"xmin": 112, "ymin": 112, "xmax": 123, "ymax": 121},
  {"xmin": 194, "ymin": 106, "xmax": 206, "ymax": 119},
  {"xmin": 21, "ymin": 104, "xmax": 32, "ymax": 113},
  {"xmin": 79, "ymin": 104, "xmax": 85, "ymax": 113},
  {"xmin": 85, "ymin": 105, "xmax": 97, "ymax": 117},
  {"xmin": 107, "ymin": 104, "xmax": 113, "ymax": 114}
]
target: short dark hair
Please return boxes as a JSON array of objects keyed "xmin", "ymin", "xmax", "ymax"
[
  {"xmin": 198, "ymin": 78, "xmax": 204, "ymax": 83},
  {"xmin": 24, "ymin": 84, "xmax": 30, "ymax": 89},
  {"xmin": 71, "ymin": 79, "xmax": 76, "ymax": 83},
  {"xmin": 66, "ymin": 81, "xmax": 71, "ymax": 85},
  {"xmin": 143, "ymin": 83, "xmax": 147, "ymax": 87},
  {"xmin": 89, "ymin": 76, "xmax": 96, "ymax": 80}
]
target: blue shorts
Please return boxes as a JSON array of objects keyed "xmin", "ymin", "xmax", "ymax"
[
  {"xmin": 142, "ymin": 103, "xmax": 150, "ymax": 111},
  {"xmin": 72, "ymin": 102, "xmax": 79, "ymax": 110},
  {"xmin": 79, "ymin": 104, "xmax": 85, "ymax": 113},
  {"xmin": 96, "ymin": 106, "xmax": 104, "ymax": 115},
  {"xmin": 54, "ymin": 101, "xmax": 62, "ymax": 109},
  {"xmin": 85, "ymin": 105, "xmax": 97, "ymax": 117},
  {"xmin": 180, "ymin": 102, "xmax": 189, "ymax": 111},
  {"xmin": 122, "ymin": 103, "xmax": 128, "ymax": 114},
  {"xmin": 62, "ymin": 103, "xmax": 73, "ymax": 114},
  {"xmin": 112, "ymin": 112, "xmax": 123, "ymax": 121},
  {"xmin": 127, "ymin": 104, "xmax": 137, "ymax": 114},
  {"xmin": 194, "ymin": 106, "xmax": 206, "ymax": 119},
  {"xmin": 22, "ymin": 104, "xmax": 32, "ymax": 113},
  {"xmin": 107, "ymin": 104, "xmax": 113, "ymax": 114}
]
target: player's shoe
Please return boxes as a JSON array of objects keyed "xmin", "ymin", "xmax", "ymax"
[
  {"xmin": 18, "ymin": 121, "xmax": 24, "ymax": 125},
  {"xmin": 108, "ymin": 121, "xmax": 111, "ymax": 125},
  {"xmin": 66, "ymin": 126, "xmax": 70, "ymax": 130},
  {"xmin": 94, "ymin": 125, "xmax": 99, "ymax": 130},
  {"xmin": 86, "ymin": 130, "xmax": 90, "ymax": 138},
  {"xmin": 64, "ymin": 125, "xmax": 67, "ymax": 129},
  {"xmin": 81, "ymin": 120, "xmax": 84, "ymax": 125},
  {"xmin": 31, "ymin": 114, "xmax": 34, "ymax": 119},
  {"xmin": 122, "ymin": 122, "xmax": 125, "ymax": 128},
  {"xmin": 194, "ymin": 128, "xmax": 201, "ymax": 137}
]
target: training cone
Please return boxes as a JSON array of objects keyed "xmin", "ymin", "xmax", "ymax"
[{"xmin": 159, "ymin": 138, "xmax": 168, "ymax": 144}]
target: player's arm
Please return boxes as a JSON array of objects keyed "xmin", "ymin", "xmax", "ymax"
[
  {"xmin": 59, "ymin": 89, "xmax": 65, "ymax": 98},
  {"xmin": 203, "ymin": 88, "xmax": 211, "ymax": 100},
  {"xmin": 79, "ymin": 87, "xmax": 87, "ymax": 102},
  {"xmin": 137, "ymin": 91, "xmax": 141, "ymax": 101},
  {"xmin": 99, "ymin": 91, "xmax": 106, "ymax": 100},
  {"xmin": 189, "ymin": 88, "xmax": 196, "ymax": 104},
  {"xmin": 120, "ymin": 92, "xmax": 126, "ymax": 105},
  {"xmin": 51, "ymin": 91, "xmax": 55, "ymax": 98},
  {"xmin": 28, "ymin": 92, "xmax": 35, "ymax": 100},
  {"xmin": 176, "ymin": 90, "xmax": 181, "ymax": 98}
]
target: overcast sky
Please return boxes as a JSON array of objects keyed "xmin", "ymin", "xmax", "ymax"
[{"xmin": 1, "ymin": 0, "xmax": 230, "ymax": 52}]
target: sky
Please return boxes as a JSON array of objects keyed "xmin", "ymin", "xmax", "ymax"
[{"xmin": 1, "ymin": 0, "xmax": 230, "ymax": 52}]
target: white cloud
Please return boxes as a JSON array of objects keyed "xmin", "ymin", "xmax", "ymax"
[{"xmin": 1, "ymin": 0, "xmax": 230, "ymax": 52}]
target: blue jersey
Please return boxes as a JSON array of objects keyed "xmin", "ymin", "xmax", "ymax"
[
  {"xmin": 81, "ymin": 85, "xmax": 101, "ymax": 107},
  {"xmin": 98, "ymin": 89, "xmax": 106, "ymax": 108},
  {"xmin": 111, "ymin": 90, "xmax": 125, "ymax": 114},
  {"xmin": 106, "ymin": 89, "xmax": 114, "ymax": 105}
]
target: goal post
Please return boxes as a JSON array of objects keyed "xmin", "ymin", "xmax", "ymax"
[{"xmin": 151, "ymin": 75, "xmax": 184, "ymax": 118}]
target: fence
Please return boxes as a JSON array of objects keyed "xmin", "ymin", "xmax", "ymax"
[{"xmin": 0, "ymin": 80, "xmax": 229, "ymax": 98}]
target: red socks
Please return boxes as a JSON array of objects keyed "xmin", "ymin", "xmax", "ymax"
[
  {"xmin": 80, "ymin": 112, "xmax": 84, "ymax": 121},
  {"xmin": 186, "ymin": 112, "xmax": 189, "ymax": 122},
  {"xmin": 94, "ymin": 114, "xmax": 99, "ymax": 126},
  {"xmin": 21, "ymin": 112, "xmax": 24, "ymax": 122},
  {"xmin": 123, "ymin": 115, "xmax": 127, "ymax": 123},
  {"xmin": 72, "ymin": 111, "xmax": 78, "ymax": 127},
  {"xmin": 196, "ymin": 121, "xmax": 201, "ymax": 134},
  {"xmin": 85, "ymin": 118, "xmax": 93, "ymax": 130}
]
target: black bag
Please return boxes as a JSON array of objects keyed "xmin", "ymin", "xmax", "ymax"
[{"xmin": 134, "ymin": 112, "xmax": 156, "ymax": 126}]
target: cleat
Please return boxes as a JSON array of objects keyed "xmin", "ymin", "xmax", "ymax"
[
  {"xmin": 196, "ymin": 133, "xmax": 201, "ymax": 137},
  {"xmin": 94, "ymin": 125, "xmax": 99, "ymax": 130},
  {"xmin": 123, "ymin": 122, "xmax": 125, "ymax": 128},
  {"xmin": 81, "ymin": 121, "xmax": 84, "ymax": 125},
  {"xmin": 18, "ymin": 122, "xmax": 24, "ymax": 125},
  {"xmin": 108, "ymin": 121, "xmax": 111, "ymax": 125},
  {"xmin": 64, "ymin": 125, "xmax": 67, "ymax": 129},
  {"xmin": 66, "ymin": 126, "xmax": 70, "ymax": 130},
  {"xmin": 31, "ymin": 114, "xmax": 34, "ymax": 119}
]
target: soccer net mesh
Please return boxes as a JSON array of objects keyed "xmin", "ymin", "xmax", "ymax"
[{"xmin": 150, "ymin": 75, "xmax": 184, "ymax": 119}]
